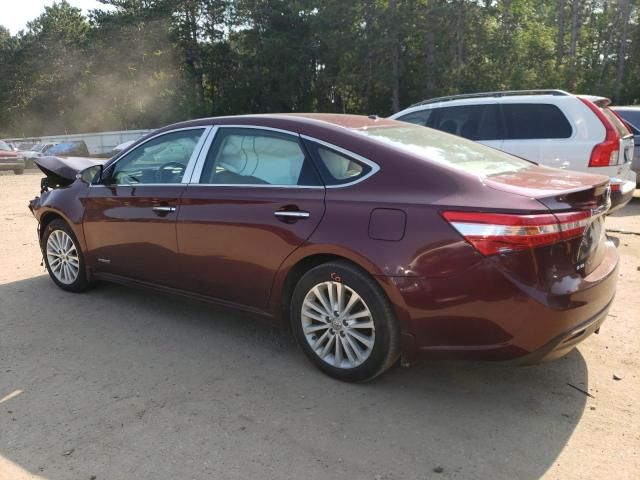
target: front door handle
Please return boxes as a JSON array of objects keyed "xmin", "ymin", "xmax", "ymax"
[
  {"xmin": 152, "ymin": 205, "xmax": 176, "ymax": 214},
  {"xmin": 274, "ymin": 210, "xmax": 310, "ymax": 219}
]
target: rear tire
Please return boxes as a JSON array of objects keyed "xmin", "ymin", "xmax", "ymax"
[
  {"xmin": 291, "ymin": 261, "xmax": 400, "ymax": 382},
  {"xmin": 42, "ymin": 219, "xmax": 91, "ymax": 293},
  {"xmin": 14, "ymin": 168, "xmax": 24, "ymax": 175}
]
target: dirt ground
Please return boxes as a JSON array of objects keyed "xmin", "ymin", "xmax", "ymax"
[{"xmin": 1, "ymin": 170, "xmax": 639, "ymax": 480}]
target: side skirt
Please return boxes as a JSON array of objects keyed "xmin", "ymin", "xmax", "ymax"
[{"xmin": 93, "ymin": 272, "xmax": 273, "ymax": 320}]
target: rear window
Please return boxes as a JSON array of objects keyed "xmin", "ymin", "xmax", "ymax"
[
  {"xmin": 601, "ymin": 107, "xmax": 632, "ymax": 137},
  {"xmin": 615, "ymin": 109, "xmax": 640, "ymax": 131},
  {"xmin": 357, "ymin": 124, "xmax": 532, "ymax": 177},
  {"xmin": 502, "ymin": 104, "xmax": 572, "ymax": 139}
]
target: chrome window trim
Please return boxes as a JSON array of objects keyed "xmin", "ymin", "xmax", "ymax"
[
  {"xmin": 90, "ymin": 183, "xmax": 190, "ymax": 188},
  {"xmin": 299, "ymin": 135, "xmax": 381, "ymax": 188},
  {"xmin": 185, "ymin": 184, "xmax": 324, "ymax": 190},
  {"xmin": 187, "ymin": 126, "xmax": 219, "ymax": 183},
  {"xmin": 188, "ymin": 125, "xmax": 380, "ymax": 189},
  {"xmin": 190, "ymin": 125, "xmax": 324, "ymax": 189},
  {"xmin": 93, "ymin": 126, "xmax": 211, "ymax": 187}
]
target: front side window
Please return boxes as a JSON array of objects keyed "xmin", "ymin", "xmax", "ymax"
[
  {"xmin": 200, "ymin": 128, "xmax": 321, "ymax": 186},
  {"xmin": 429, "ymin": 104, "xmax": 502, "ymax": 141},
  {"xmin": 107, "ymin": 128, "xmax": 205, "ymax": 185},
  {"xmin": 502, "ymin": 103, "xmax": 573, "ymax": 139}
]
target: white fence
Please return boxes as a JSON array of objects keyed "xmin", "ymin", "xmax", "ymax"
[{"xmin": 3, "ymin": 129, "xmax": 153, "ymax": 155}]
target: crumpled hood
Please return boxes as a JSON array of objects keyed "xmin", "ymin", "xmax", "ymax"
[{"xmin": 35, "ymin": 155, "xmax": 102, "ymax": 182}]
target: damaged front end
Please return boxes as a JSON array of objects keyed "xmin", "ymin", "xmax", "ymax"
[
  {"xmin": 28, "ymin": 156, "xmax": 104, "ymax": 219},
  {"xmin": 34, "ymin": 155, "xmax": 103, "ymax": 193}
]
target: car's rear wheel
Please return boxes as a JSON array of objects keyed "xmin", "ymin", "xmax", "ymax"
[
  {"xmin": 43, "ymin": 219, "xmax": 90, "ymax": 292},
  {"xmin": 291, "ymin": 261, "xmax": 400, "ymax": 382},
  {"xmin": 14, "ymin": 168, "xmax": 24, "ymax": 175}
]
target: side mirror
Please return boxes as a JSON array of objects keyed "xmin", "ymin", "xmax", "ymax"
[{"xmin": 78, "ymin": 164, "xmax": 103, "ymax": 185}]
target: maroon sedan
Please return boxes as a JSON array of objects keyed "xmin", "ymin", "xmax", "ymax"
[{"xmin": 29, "ymin": 114, "xmax": 618, "ymax": 381}]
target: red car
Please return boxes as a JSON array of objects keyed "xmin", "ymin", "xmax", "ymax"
[
  {"xmin": 0, "ymin": 140, "xmax": 25, "ymax": 174},
  {"xmin": 29, "ymin": 114, "xmax": 617, "ymax": 381}
]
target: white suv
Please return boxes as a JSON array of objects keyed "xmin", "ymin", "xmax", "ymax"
[{"xmin": 391, "ymin": 90, "xmax": 636, "ymax": 212}]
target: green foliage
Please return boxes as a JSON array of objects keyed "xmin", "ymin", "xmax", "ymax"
[{"xmin": 0, "ymin": 0, "xmax": 639, "ymax": 137}]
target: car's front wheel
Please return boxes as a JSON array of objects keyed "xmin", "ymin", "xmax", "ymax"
[
  {"xmin": 42, "ymin": 219, "xmax": 91, "ymax": 292},
  {"xmin": 291, "ymin": 261, "xmax": 400, "ymax": 382}
]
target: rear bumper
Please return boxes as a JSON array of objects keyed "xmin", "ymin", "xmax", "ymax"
[
  {"xmin": 609, "ymin": 180, "xmax": 635, "ymax": 213},
  {"xmin": 385, "ymin": 240, "xmax": 619, "ymax": 366},
  {"xmin": 513, "ymin": 298, "xmax": 610, "ymax": 365}
]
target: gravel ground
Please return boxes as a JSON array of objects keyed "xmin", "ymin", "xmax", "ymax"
[{"xmin": 1, "ymin": 171, "xmax": 639, "ymax": 480}]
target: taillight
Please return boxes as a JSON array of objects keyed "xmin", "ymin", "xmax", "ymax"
[
  {"xmin": 442, "ymin": 210, "xmax": 591, "ymax": 256},
  {"xmin": 579, "ymin": 97, "xmax": 620, "ymax": 167}
]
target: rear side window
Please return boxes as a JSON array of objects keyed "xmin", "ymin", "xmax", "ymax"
[
  {"xmin": 305, "ymin": 141, "xmax": 372, "ymax": 186},
  {"xmin": 428, "ymin": 104, "xmax": 501, "ymax": 141},
  {"xmin": 200, "ymin": 128, "xmax": 321, "ymax": 186},
  {"xmin": 396, "ymin": 109, "xmax": 432, "ymax": 126},
  {"xmin": 502, "ymin": 104, "xmax": 572, "ymax": 139}
]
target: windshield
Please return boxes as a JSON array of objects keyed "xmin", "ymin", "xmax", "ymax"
[
  {"xmin": 356, "ymin": 124, "xmax": 533, "ymax": 177},
  {"xmin": 0, "ymin": 141, "xmax": 12, "ymax": 151}
]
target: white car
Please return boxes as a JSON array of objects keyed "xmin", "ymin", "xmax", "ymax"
[
  {"xmin": 21, "ymin": 142, "xmax": 58, "ymax": 168},
  {"xmin": 391, "ymin": 89, "xmax": 636, "ymax": 212}
]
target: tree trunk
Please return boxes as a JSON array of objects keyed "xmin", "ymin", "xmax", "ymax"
[
  {"xmin": 389, "ymin": 0, "xmax": 400, "ymax": 113},
  {"xmin": 615, "ymin": 0, "xmax": 631, "ymax": 102},
  {"xmin": 568, "ymin": 0, "xmax": 580, "ymax": 88},
  {"xmin": 556, "ymin": 0, "xmax": 565, "ymax": 67}
]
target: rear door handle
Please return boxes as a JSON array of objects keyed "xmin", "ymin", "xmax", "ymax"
[
  {"xmin": 152, "ymin": 205, "xmax": 176, "ymax": 213},
  {"xmin": 274, "ymin": 210, "xmax": 310, "ymax": 219}
]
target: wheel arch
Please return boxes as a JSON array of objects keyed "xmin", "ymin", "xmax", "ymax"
[
  {"xmin": 271, "ymin": 248, "xmax": 402, "ymax": 328},
  {"xmin": 37, "ymin": 208, "xmax": 88, "ymax": 254}
]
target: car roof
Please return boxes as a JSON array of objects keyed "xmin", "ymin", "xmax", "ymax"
[{"xmin": 159, "ymin": 113, "xmax": 400, "ymax": 133}]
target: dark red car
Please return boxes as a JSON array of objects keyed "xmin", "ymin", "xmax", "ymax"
[{"xmin": 29, "ymin": 114, "xmax": 618, "ymax": 381}]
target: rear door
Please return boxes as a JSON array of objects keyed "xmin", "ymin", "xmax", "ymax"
[
  {"xmin": 177, "ymin": 127, "xmax": 325, "ymax": 311},
  {"xmin": 83, "ymin": 127, "xmax": 209, "ymax": 287},
  {"xmin": 499, "ymin": 103, "xmax": 574, "ymax": 168}
]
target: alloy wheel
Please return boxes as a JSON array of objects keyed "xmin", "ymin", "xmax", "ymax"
[
  {"xmin": 46, "ymin": 230, "xmax": 80, "ymax": 285},
  {"xmin": 301, "ymin": 281, "xmax": 376, "ymax": 369}
]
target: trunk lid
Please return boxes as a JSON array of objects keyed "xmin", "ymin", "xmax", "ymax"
[{"xmin": 486, "ymin": 165, "xmax": 611, "ymax": 276}]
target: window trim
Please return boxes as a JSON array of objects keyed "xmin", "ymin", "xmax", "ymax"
[{"xmin": 95, "ymin": 126, "xmax": 212, "ymax": 187}]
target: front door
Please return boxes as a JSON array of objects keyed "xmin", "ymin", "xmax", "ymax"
[
  {"xmin": 83, "ymin": 127, "xmax": 209, "ymax": 287},
  {"xmin": 177, "ymin": 127, "xmax": 326, "ymax": 310}
]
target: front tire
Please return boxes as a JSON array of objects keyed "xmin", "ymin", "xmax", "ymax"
[
  {"xmin": 42, "ymin": 219, "xmax": 90, "ymax": 292},
  {"xmin": 291, "ymin": 261, "xmax": 400, "ymax": 382}
]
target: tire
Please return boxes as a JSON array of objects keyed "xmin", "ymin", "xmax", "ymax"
[
  {"xmin": 42, "ymin": 219, "xmax": 91, "ymax": 293},
  {"xmin": 14, "ymin": 168, "xmax": 24, "ymax": 175},
  {"xmin": 291, "ymin": 261, "xmax": 400, "ymax": 382}
]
